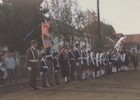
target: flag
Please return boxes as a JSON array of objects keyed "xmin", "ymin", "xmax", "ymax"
[
  {"xmin": 114, "ymin": 36, "xmax": 126, "ymax": 51},
  {"xmin": 42, "ymin": 34, "xmax": 53, "ymax": 48},
  {"xmin": 105, "ymin": 36, "xmax": 115, "ymax": 43},
  {"xmin": 41, "ymin": 21, "xmax": 51, "ymax": 37}
]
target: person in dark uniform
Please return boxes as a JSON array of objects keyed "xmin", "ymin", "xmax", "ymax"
[
  {"xmin": 74, "ymin": 43, "xmax": 82, "ymax": 80},
  {"xmin": 124, "ymin": 50, "xmax": 130, "ymax": 71},
  {"xmin": 40, "ymin": 53, "xmax": 49, "ymax": 87},
  {"xmin": 45, "ymin": 47, "xmax": 55, "ymax": 86},
  {"xmin": 100, "ymin": 51, "xmax": 106, "ymax": 76},
  {"xmin": 111, "ymin": 51, "xmax": 119, "ymax": 73},
  {"xmin": 120, "ymin": 50, "xmax": 129, "ymax": 71},
  {"xmin": 95, "ymin": 50, "xmax": 101, "ymax": 78},
  {"xmin": 68, "ymin": 46, "xmax": 76, "ymax": 81},
  {"xmin": 90, "ymin": 49, "xmax": 96, "ymax": 78},
  {"xmin": 26, "ymin": 40, "xmax": 39, "ymax": 90},
  {"xmin": 105, "ymin": 51, "xmax": 112, "ymax": 74},
  {"xmin": 53, "ymin": 52, "xmax": 61, "ymax": 85},
  {"xmin": 130, "ymin": 49, "xmax": 138, "ymax": 71},
  {"xmin": 58, "ymin": 46, "xmax": 69, "ymax": 83},
  {"xmin": 80, "ymin": 45, "xmax": 88, "ymax": 80}
]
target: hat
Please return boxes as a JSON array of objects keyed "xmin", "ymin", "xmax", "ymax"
[
  {"xmin": 82, "ymin": 45, "xmax": 86, "ymax": 49},
  {"xmin": 31, "ymin": 39, "xmax": 38, "ymax": 44},
  {"xmin": 70, "ymin": 45, "xmax": 74, "ymax": 49},
  {"xmin": 75, "ymin": 43, "xmax": 80, "ymax": 47},
  {"xmin": 65, "ymin": 45, "xmax": 69, "ymax": 49},
  {"xmin": 60, "ymin": 45, "xmax": 67, "ymax": 50}
]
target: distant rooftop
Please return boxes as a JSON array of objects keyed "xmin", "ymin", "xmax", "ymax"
[{"xmin": 125, "ymin": 34, "xmax": 140, "ymax": 43}]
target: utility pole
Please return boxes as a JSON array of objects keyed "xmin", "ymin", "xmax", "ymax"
[{"xmin": 97, "ymin": 0, "xmax": 101, "ymax": 49}]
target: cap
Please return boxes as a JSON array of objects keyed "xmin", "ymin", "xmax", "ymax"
[
  {"xmin": 75, "ymin": 43, "xmax": 80, "ymax": 47},
  {"xmin": 31, "ymin": 39, "xmax": 38, "ymax": 44},
  {"xmin": 60, "ymin": 45, "xmax": 66, "ymax": 50},
  {"xmin": 82, "ymin": 45, "xmax": 86, "ymax": 48},
  {"xmin": 65, "ymin": 45, "xmax": 69, "ymax": 49},
  {"xmin": 70, "ymin": 45, "xmax": 74, "ymax": 49}
]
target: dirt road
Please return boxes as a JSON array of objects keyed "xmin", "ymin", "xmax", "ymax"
[{"xmin": 1, "ymin": 69, "xmax": 140, "ymax": 100}]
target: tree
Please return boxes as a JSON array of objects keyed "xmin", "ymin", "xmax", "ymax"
[
  {"xmin": 0, "ymin": 0, "xmax": 43, "ymax": 53},
  {"xmin": 84, "ymin": 21, "xmax": 116, "ymax": 48},
  {"xmin": 0, "ymin": 0, "xmax": 116, "ymax": 52},
  {"xmin": 44, "ymin": 0, "xmax": 85, "ymax": 45}
]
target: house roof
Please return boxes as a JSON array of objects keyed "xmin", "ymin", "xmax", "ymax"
[{"xmin": 125, "ymin": 34, "xmax": 140, "ymax": 43}]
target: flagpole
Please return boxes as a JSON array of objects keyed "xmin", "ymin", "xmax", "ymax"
[{"xmin": 97, "ymin": 0, "xmax": 101, "ymax": 49}]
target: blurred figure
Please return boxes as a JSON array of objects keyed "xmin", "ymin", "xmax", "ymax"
[
  {"xmin": 40, "ymin": 53, "xmax": 49, "ymax": 87},
  {"xmin": 0, "ymin": 57, "xmax": 5, "ymax": 84},
  {"xmin": 120, "ymin": 50, "xmax": 129, "ymax": 71},
  {"xmin": 74, "ymin": 43, "xmax": 82, "ymax": 80},
  {"xmin": 95, "ymin": 50, "xmax": 101, "ymax": 78},
  {"xmin": 105, "ymin": 51, "xmax": 112, "ymax": 74},
  {"xmin": 90, "ymin": 49, "xmax": 96, "ymax": 78},
  {"xmin": 80, "ymin": 45, "xmax": 88, "ymax": 80},
  {"xmin": 53, "ymin": 52, "xmax": 61, "ymax": 85},
  {"xmin": 45, "ymin": 47, "xmax": 55, "ymax": 86},
  {"xmin": 130, "ymin": 49, "xmax": 138, "ymax": 71},
  {"xmin": 68, "ymin": 46, "xmax": 76, "ymax": 81},
  {"xmin": 26, "ymin": 40, "xmax": 39, "ymax": 90},
  {"xmin": 59, "ymin": 46, "xmax": 69, "ymax": 83},
  {"xmin": 4, "ymin": 52, "xmax": 16, "ymax": 83},
  {"xmin": 87, "ymin": 50, "xmax": 91, "ymax": 78},
  {"xmin": 100, "ymin": 50, "xmax": 106, "ymax": 76}
]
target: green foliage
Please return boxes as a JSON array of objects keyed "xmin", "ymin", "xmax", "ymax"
[
  {"xmin": 84, "ymin": 21, "xmax": 116, "ymax": 48},
  {"xmin": 0, "ymin": 0, "xmax": 43, "ymax": 54},
  {"xmin": 0, "ymin": 0, "xmax": 116, "ymax": 53}
]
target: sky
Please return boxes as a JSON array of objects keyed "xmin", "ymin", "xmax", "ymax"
[
  {"xmin": 77, "ymin": 0, "xmax": 140, "ymax": 35},
  {"xmin": 0, "ymin": 0, "xmax": 2, "ymax": 4},
  {"xmin": 0, "ymin": 0, "xmax": 140, "ymax": 35}
]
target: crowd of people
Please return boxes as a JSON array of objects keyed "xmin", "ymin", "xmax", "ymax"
[
  {"xmin": 0, "ymin": 51, "xmax": 16, "ymax": 84},
  {"xmin": 26, "ymin": 40, "xmax": 139, "ymax": 90}
]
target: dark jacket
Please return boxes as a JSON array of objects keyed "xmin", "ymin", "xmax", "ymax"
[{"xmin": 40, "ymin": 58, "xmax": 48, "ymax": 72}]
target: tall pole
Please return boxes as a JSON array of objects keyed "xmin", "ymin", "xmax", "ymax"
[{"xmin": 97, "ymin": 0, "xmax": 101, "ymax": 49}]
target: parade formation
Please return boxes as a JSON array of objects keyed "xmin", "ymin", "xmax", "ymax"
[
  {"xmin": 0, "ymin": 1, "xmax": 139, "ymax": 93},
  {"xmin": 0, "ymin": 11, "xmax": 139, "ymax": 91},
  {"xmin": 24, "ymin": 13, "xmax": 138, "ymax": 90},
  {"xmin": 25, "ymin": 39, "xmax": 138, "ymax": 90}
]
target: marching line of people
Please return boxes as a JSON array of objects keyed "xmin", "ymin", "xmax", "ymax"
[{"xmin": 26, "ymin": 40, "xmax": 139, "ymax": 90}]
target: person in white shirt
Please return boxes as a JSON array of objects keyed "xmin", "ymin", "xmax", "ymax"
[
  {"xmin": 90, "ymin": 49, "xmax": 96, "ymax": 78},
  {"xmin": 5, "ymin": 51, "xmax": 16, "ymax": 82},
  {"xmin": 95, "ymin": 50, "xmax": 101, "ymax": 78}
]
